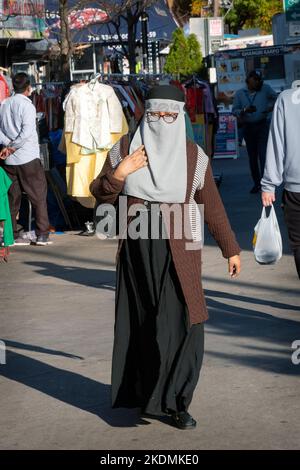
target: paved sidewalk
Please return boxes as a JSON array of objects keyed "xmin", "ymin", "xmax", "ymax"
[{"xmin": 0, "ymin": 151, "xmax": 299, "ymax": 450}]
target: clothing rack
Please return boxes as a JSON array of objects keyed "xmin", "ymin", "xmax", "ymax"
[
  {"xmin": 33, "ymin": 82, "xmax": 66, "ymax": 87},
  {"xmin": 91, "ymin": 73, "xmax": 172, "ymax": 78},
  {"xmin": 31, "ymin": 74, "xmax": 172, "ymax": 88}
]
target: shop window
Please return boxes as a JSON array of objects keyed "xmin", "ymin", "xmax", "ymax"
[{"xmin": 246, "ymin": 55, "xmax": 285, "ymax": 81}]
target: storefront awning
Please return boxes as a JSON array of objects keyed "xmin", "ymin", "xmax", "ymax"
[{"xmin": 44, "ymin": 0, "xmax": 177, "ymax": 44}]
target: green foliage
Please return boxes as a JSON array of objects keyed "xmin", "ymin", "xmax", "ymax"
[
  {"xmin": 224, "ymin": 0, "xmax": 283, "ymax": 34},
  {"xmin": 164, "ymin": 29, "xmax": 190, "ymax": 75},
  {"xmin": 164, "ymin": 29, "xmax": 204, "ymax": 77},
  {"xmin": 187, "ymin": 33, "xmax": 203, "ymax": 74}
]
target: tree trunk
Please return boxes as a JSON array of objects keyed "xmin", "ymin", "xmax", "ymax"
[
  {"xmin": 59, "ymin": 0, "xmax": 71, "ymax": 80},
  {"xmin": 127, "ymin": 8, "xmax": 137, "ymax": 74},
  {"xmin": 213, "ymin": 0, "xmax": 220, "ymax": 17}
]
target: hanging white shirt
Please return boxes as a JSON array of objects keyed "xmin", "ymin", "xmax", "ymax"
[{"xmin": 64, "ymin": 82, "xmax": 123, "ymax": 150}]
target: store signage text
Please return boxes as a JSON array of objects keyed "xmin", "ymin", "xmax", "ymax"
[{"xmin": 87, "ymin": 31, "xmax": 157, "ymax": 43}]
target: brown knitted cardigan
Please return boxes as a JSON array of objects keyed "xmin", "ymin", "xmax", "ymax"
[{"xmin": 90, "ymin": 135, "xmax": 241, "ymax": 325}]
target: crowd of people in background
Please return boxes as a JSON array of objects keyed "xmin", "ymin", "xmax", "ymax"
[{"xmin": 0, "ymin": 70, "xmax": 299, "ymax": 279}]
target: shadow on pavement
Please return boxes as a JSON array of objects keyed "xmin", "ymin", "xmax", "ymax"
[
  {"xmin": 1, "ymin": 340, "xmax": 83, "ymax": 360},
  {"xmin": 205, "ymin": 293, "xmax": 300, "ymax": 375},
  {"xmin": 24, "ymin": 262, "xmax": 116, "ymax": 290},
  {"xmin": 203, "ymin": 275, "xmax": 300, "ymax": 296},
  {"xmin": 0, "ymin": 349, "xmax": 152, "ymax": 428},
  {"xmin": 205, "ymin": 289, "xmax": 300, "ymax": 312}
]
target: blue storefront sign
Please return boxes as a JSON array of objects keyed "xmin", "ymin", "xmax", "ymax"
[{"xmin": 44, "ymin": 0, "xmax": 177, "ymax": 44}]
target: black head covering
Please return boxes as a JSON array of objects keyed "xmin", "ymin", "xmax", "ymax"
[
  {"xmin": 247, "ymin": 70, "xmax": 263, "ymax": 81},
  {"xmin": 146, "ymin": 85, "xmax": 185, "ymax": 102}
]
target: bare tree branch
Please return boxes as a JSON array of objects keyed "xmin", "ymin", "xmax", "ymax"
[{"xmin": 29, "ymin": 0, "xmax": 158, "ymax": 77}]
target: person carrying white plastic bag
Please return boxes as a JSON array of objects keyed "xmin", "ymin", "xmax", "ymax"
[{"xmin": 253, "ymin": 205, "xmax": 282, "ymax": 264}]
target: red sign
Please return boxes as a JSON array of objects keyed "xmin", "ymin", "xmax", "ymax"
[
  {"xmin": 3, "ymin": 0, "xmax": 44, "ymax": 16},
  {"xmin": 46, "ymin": 8, "xmax": 109, "ymax": 32},
  {"xmin": 209, "ymin": 18, "xmax": 223, "ymax": 37}
]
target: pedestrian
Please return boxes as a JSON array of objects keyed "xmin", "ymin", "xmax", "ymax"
[
  {"xmin": 233, "ymin": 70, "xmax": 277, "ymax": 193},
  {"xmin": 0, "ymin": 72, "xmax": 51, "ymax": 245},
  {"xmin": 90, "ymin": 85, "xmax": 241, "ymax": 430},
  {"xmin": 0, "ymin": 166, "xmax": 13, "ymax": 262},
  {"xmin": 261, "ymin": 87, "xmax": 300, "ymax": 279}
]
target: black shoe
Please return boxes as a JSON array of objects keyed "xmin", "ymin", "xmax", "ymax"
[
  {"xmin": 250, "ymin": 185, "xmax": 261, "ymax": 194},
  {"xmin": 35, "ymin": 235, "xmax": 52, "ymax": 246},
  {"xmin": 171, "ymin": 411, "xmax": 197, "ymax": 430}
]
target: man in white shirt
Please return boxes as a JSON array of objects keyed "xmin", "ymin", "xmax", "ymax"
[{"xmin": 0, "ymin": 73, "xmax": 51, "ymax": 245}]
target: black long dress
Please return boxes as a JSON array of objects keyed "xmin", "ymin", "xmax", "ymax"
[{"xmin": 111, "ymin": 207, "xmax": 204, "ymax": 416}]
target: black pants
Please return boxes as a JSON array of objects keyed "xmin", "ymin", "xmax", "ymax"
[
  {"xmin": 282, "ymin": 190, "xmax": 300, "ymax": 279},
  {"xmin": 244, "ymin": 120, "xmax": 270, "ymax": 187},
  {"xmin": 4, "ymin": 159, "xmax": 49, "ymax": 238}
]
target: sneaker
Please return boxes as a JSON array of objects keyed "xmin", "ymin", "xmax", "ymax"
[
  {"xmin": 13, "ymin": 237, "xmax": 31, "ymax": 246},
  {"xmin": 78, "ymin": 221, "xmax": 95, "ymax": 236},
  {"xmin": 78, "ymin": 229, "xmax": 95, "ymax": 237},
  {"xmin": 35, "ymin": 235, "xmax": 53, "ymax": 246}
]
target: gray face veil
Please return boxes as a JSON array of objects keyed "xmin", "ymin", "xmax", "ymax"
[{"xmin": 123, "ymin": 88, "xmax": 187, "ymax": 203}]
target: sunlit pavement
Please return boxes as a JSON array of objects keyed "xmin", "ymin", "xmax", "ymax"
[{"xmin": 0, "ymin": 149, "xmax": 299, "ymax": 450}]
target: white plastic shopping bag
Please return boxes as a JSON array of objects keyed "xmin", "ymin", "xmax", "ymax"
[{"xmin": 253, "ymin": 206, "xmax": 282, "ymax": 265}]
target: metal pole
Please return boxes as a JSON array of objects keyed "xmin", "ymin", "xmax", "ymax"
[{"xmin": 141, "ymin": 11, "xmax": 149, "ymax": 73}]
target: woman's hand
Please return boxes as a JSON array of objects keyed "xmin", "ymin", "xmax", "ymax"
[
  {"xmin": 113, "ymin": 145, "xmax": 148, "ymax": 181},
  {"xmin": 228, "ymin": 255, "xmax": 241, "ymax": 279}
]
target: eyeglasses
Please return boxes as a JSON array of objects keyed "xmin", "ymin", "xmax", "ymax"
[{"xmin": 146, "ymin": 112, "xmax": 178, "ymax": 124}]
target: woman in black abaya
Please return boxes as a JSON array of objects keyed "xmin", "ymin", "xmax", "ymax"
[{"xmin": 91, "ymin": 85, "xmax": 241, "ymax": 430}]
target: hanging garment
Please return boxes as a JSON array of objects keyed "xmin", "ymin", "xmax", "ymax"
[
  {"xmin": 66, "ymin": 113, "xmax": 129, "ymax": 198},
  {"xmin": 49, "ymin": 129, "xmax": 66, "ymax": 166},
  {"xmin": 185, "ymin": 87, "xmax": 204, "ymax": 123},
  {"xmin": 58, "ymin": 129, "xmax": 67, "ymax": 155},
  {"xmin": 64, "ymin": 82, "xmax": 123, "ymax": 150},
  {"xmin": 0, "ymin": 167, "xmax": 14, "ymax": 246},
  {"xmin": 65, "ymin": 132, "xmax": 82, "ymax": 164},
  {"xmin": 202, "ymin": 83, "xmax": 217, "ymax": 115},
  {"xmin": 114, "ymin": 84, "xmax": 136, "ymax": 112},
  {"xmin": 129, "ymin": 86, "xmax": 145, "ymax": 120},
  {"xmin": 66, "ymin": 150, "xmax": 108, "ymax": 198},
  {"xmin": 32, "ymin": 92, "xmax": 46, "ymax": 114},
  {"xmin": 32, "ymin": 86, "xmax": 62, "ymax": 131},
  {"xmin": 192, "ymin": 114, "xmax": 206, "ymax": 150},
  {"xmin": 0, "ymin": 74, "xmax": 10, "ymax": 103}
]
